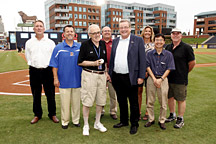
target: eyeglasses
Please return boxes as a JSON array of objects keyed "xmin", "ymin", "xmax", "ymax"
[
  {"xmin": 119, "ymin": 26, "xmax": 129, "ymax": 30},
  {"xmin": 90, "ymin": 31, "xmax": 101, "ymax": 35},
  {"xmin": 155, "ymin": 39, "xmax": 164, "ymax": 42}
]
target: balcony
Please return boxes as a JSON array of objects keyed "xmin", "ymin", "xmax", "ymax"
[
  {"xmin": 145, "ymin": 16, "xmax": 155, "ymax": 19},
  {"xmin": 128, "ymin": 15, "xmax": 135, "ymax": 18},
  {"xmin": 55, "ymin": 16, "xmax": 69, "ymax": 20},
  {"xmin": 55, "ymin": 24, "xmax": 67, "ymax": 28},
  {"xmin": 54, "ymin": 8, "xmax": 69, "ymax": 13},
  {"xmin": 131, "ymin": 21, "xmax": 135, "ymax": 24},
  {"xmin": 54, "ymin": 2, "xmax": 69, "ymax": 5}
]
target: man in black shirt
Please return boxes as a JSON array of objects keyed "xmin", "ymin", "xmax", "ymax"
[
  {"xmin": 165, "ymin": 28, "xmax": 196, "ymax": 128},
  {"xmin": 78, "ymin": 24, "xmax": 109, "ymax": 136}
]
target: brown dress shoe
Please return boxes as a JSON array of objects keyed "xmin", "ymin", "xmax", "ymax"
[
  {"xmin": 110, "ymin": 114, "xmax": 118, "ymax": 120},
  {"xmin": 31, "ymin": 116, "xmax": 40, "ymax": 124},
  {"xmin": 143, "ymin": 114, "xmax": 149, "ymax": 121},
  {"xmin": 144, "ymin": 121, "xmax": 155, "ymax": 127},
  {"xmin": 158, "ymin": 122, "xmax": 166, "ymax": 130},
  {"xmin": 51, "ymin": 116, "xmax": 59, "ymax": 123}
]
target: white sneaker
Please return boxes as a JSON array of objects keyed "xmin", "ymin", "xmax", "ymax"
[
  {"xmin": 94, "ymin": 122, "xmax": 107, "ymax": 132},
  {"xmin": 83, "ymin": 125, "xmax": 89, "ymax": 136}
]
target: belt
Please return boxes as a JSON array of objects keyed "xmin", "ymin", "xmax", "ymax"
[
  {"xmin": 83, "ymin": 68, "xmax": 105, "ymax": 74},
  {"xmin": 155, "ymin": 75, "xmax": 162, "ymax": 79}
]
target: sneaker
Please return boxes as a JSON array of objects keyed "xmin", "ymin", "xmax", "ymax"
[
  {"xmin": 165, "ymin": 113, "xmax": 176, "ymax": 123},
  {"xmin": 174, "ymin": 117, "xmax": 184, "ymax": 128},
  {"xmin": 94, "ymin": 122, "xmax": 107, "ymax": 132},
  {"xmin": 83, "ymin": 125, "xmax": 90, "ymax": 136}
]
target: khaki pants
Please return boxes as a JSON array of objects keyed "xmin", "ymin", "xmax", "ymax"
[
  {"xmin": 107, "ymin": 82, "xmax": 117, "ymax": 115},
  {"xmin": 59, "ymin": 88, "xmax": 80, "ymax": 126},
  {"xmin": 146, "ymin": 77, "xmax": 168, "ymax": 123}
]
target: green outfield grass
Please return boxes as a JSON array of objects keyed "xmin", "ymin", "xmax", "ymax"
[
  {"xmin": 0, "ymin": 49, "xmax": 216, "ymax": 144},
  {"xmin": 0, "ymin": 51, "xmax": 28, "ymax": 73},
  {"xmin": 194, "ymin": 49, "xmax": 216, "ymax": 64}
]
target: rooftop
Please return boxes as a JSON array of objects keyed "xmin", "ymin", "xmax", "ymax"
[{"xmin": 195, "ymin": 10, "xmax": 216, "ymax": 17}]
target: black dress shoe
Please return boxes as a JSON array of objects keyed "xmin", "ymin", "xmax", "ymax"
[
  {"xmin": 73, "ymin": 123, "xmax": 81, "ymax": 127},
  {"xmin": 144, "ymin": 121, "xmax": 155, "ymax": 127},
  {"xmin": 130, "ymin": 126, "xmax": 138, "ymax": 134},
  {"xmin": 62, "ymin": 125, "xmax": 68, "ymax": 129},
  {"xmin": 158, "ymin": 122, "xmax": 166, "ymax": 130},
  {"xmin": 113, "ymin": 122, "xmax": 129, "ymax": 128}
]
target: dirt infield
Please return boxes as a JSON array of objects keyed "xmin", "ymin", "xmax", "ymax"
[
  {"xmin": 194, "ymin": 52, "xmax": 216, "ymax": 55},
  {"xmin": 0, "ymin": 69, "xmax": 59, "ymax": 95},
  {"xmin": 0, "ymin": 51, "xmax": 215, "ymax": 96}
]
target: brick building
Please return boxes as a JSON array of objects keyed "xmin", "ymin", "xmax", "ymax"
[
  {"xmin": 194, "ymin": 11, "xmax": 216, "ymax": 36},
  {"xmin": 45, "ymin": 0, "xmax": 177, "ymax": 35}
]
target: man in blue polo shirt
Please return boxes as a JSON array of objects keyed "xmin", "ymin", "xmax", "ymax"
[
  {"xmin": 144, "ymin": 33, "xmax": 175, "ymax": 130},
  {"xmin": 49, "ymin": 25, "xmax": 82, "ymax": 129}
]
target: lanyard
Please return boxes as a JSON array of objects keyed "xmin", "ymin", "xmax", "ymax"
[{"xmin": 93, "ymin": 45, "xmax": 100, "ymax": 59}]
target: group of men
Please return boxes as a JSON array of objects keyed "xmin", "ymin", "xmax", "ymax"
[{"xmin": 25, "ymin": 19, "xmax": 195, "ymax": 136}]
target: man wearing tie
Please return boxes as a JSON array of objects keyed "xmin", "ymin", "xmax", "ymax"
[{"xmin": 109, "ymin": 19, "xmax": 146, "ymax": 134}]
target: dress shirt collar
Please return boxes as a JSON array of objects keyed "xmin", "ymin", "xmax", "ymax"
[
  {"xmin": 120, "ymin": 34, "xmax": 131, "ymax": 41},
  {"xmin": 101, "ymin": 38, "xmax": 112, "ymax": 43},
  {"xmin": 32, "ymin": 35, "xmax": 47, "ymax": 41},
  {"xmin": 63, "ymin": 40, "xmax": 78, "ymax": 48},
  {"xmin": 153, "ymin": 49, "xmax": 165, "ymax": 55}
]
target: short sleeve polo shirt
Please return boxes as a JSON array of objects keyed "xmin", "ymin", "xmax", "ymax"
[
  {"xmin": 165, "ymin": 41, "xmax": 195, "ymax": 85},
  {"xmin": 78, "ymin": 39, "xmax": 107, "ymax": 71},
  {"xmin": 49, "ymin": 40, "xmax": 82, "ymax": 88}
]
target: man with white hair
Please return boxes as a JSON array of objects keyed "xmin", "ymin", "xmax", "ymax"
[{"xmin": 78, "ymin": 24, "xmax": 109, "ymax": 136}]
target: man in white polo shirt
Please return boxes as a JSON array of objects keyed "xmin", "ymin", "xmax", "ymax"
[{"xmin": 25, "ymin": 20, "xmax": 59, "ymax": 124}]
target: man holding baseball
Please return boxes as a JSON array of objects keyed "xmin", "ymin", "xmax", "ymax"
[{"xmin": 78, "ymin": 24, "xmax": 110, "ymax": 136}]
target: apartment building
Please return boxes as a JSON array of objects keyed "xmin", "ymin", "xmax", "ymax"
[
  {"xmin": 45, "ymin": 0, "xmax": 177, "ymax": 35},
  {"xmin": 194, "ymin": 11, "xmax": 216, "ymax": 36}
]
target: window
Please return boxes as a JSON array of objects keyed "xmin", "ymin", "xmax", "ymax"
[
  {"xmin": 74, "ymin": 14, "xmax": 78, "ymax": 19},
  {"xmin": 83, "ymin": 21, "xmax": 87, "ymax": 26},
  {"xmin": 69, "ymin": 21, "xmax": 73, "ymax": 25},
  {"xmin": 79, "ymin": 21, "xmax": 82, "ymax": 26},
  {"xmin": 83, "ymin": 15, "xmax": 86, "ymax": 19},
  {"xmin": 69, "ymin": 6, "xmax": 72, "ymax": 11},
  {"xmin": 79, "ymin": 14, "xmax": 82, "ymax": 19},
  {"xmin": 96, "ymin": 9, "xmax": 99, "ymax": 13},
  {"xmin": 74, "ymin": 7, "xmax": 77, "ymax": 11},
  {"xmin": 69, "ymin": 14, "xmax": 73, "ymax": 18},
  {"xmin": 75, "ymin": 21, "xmax": 78, "ymax": 26},
  {"xmin": 88, "ymin": 15, "xmax": 91, "ymax": 20},
  {"xmin": 79, "ymin": 7, "xmax": 82, "ymax": 12},
  {"xmin": 113, "ymin": 17, "xmax": 115, "ymax": 21},
  {"xmin": 113, "ymin": 24, "xmax": 115, "ymax": 28},
  {"xmin": 119, "ymin": 12, "xmax": 121, "ymax": 16},
  {"xmin": 116, "ymin": 11, "xmax": 118, "ymax": 15},
  {"xmin": 113, "ymin": 11, "xmax": 115, "ymax": 15},
  {"xmin": 83, "ymin": 7, "xmax": 86, "ymax": 12}
]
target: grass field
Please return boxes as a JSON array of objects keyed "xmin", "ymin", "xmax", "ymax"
[{"xmin": 0, "ymin": 50, "xmax": 216, "ymax": 144}]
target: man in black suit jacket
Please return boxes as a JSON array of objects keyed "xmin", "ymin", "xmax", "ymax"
[{"xmin": 109, "ymin": 19, "xmax": 146, "ymax": 134}]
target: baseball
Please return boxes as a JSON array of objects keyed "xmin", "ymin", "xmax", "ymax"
[{"xmin": 99, "ymin": 59, "xmax": 104, "ymax": 64}]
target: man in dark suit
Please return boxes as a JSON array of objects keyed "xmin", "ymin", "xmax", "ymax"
[{"xmin": 109, "ymin": 19, "xmax": 146, "ymax": 134}]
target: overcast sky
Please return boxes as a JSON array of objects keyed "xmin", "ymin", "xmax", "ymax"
[{"xmin": 0, "ymin": 0, "xmax": 215, "ymax": 34}]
